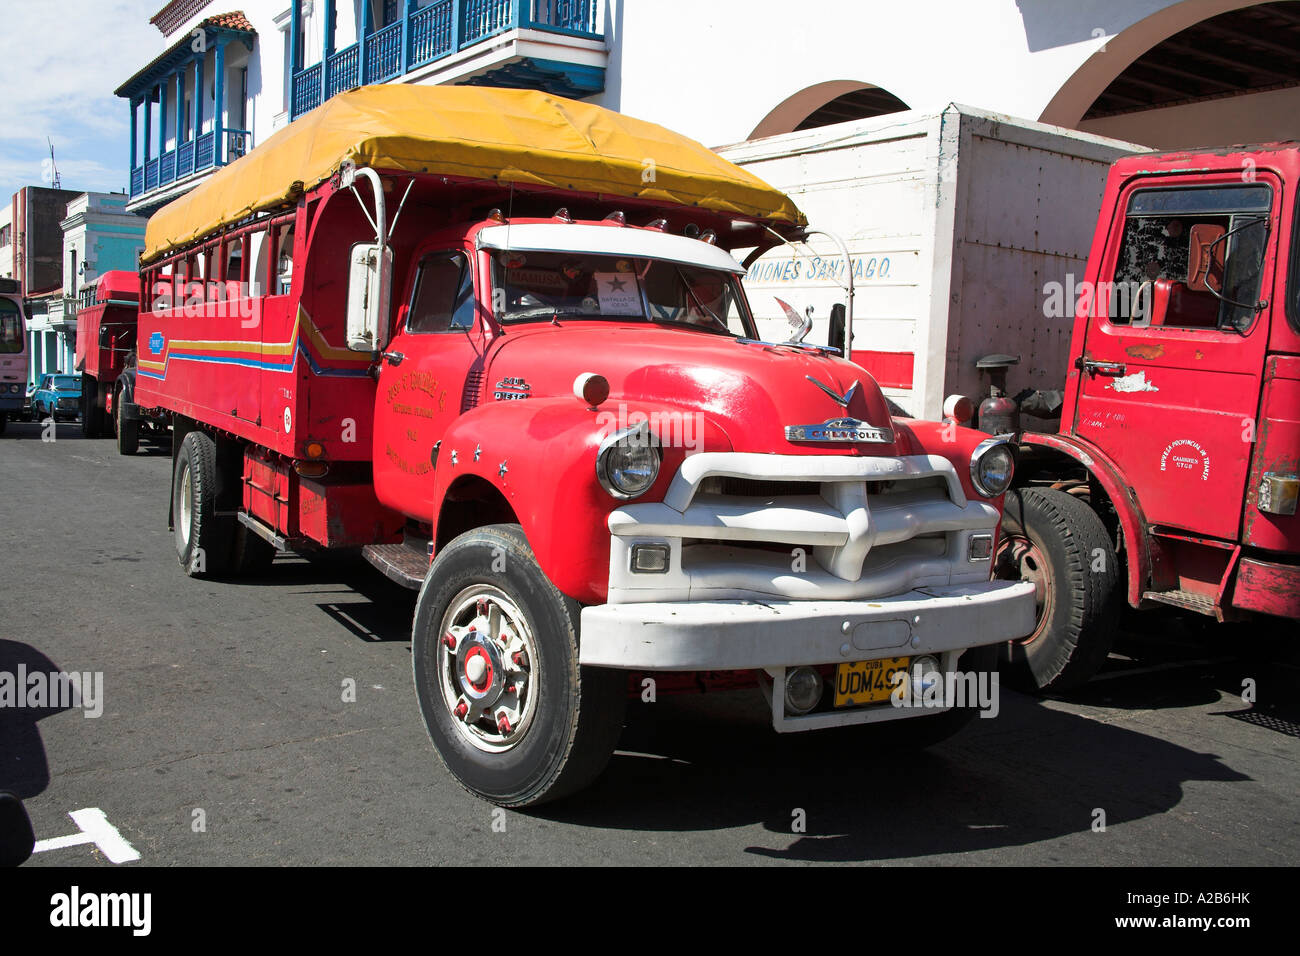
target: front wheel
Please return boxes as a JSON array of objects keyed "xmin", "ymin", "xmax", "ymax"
[
  {"xmin": 412, "ymin": 524, "xmax": 625, "ymax": 807},
  {"xmin": 995, "ymin": 487, "xmax": 1121, "ymax": 692},
  {"xmin": 81, "ymin": 376, "xmax": 104, "ymax": 438}
]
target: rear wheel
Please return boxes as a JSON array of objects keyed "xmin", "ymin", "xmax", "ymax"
[
  {"xmin": 995, "ymin": 487, "xmax": 1121, "ymax": 692},
  {"xmin": 115, "ymin": 388, "xmax": 138, "ymax": 455},
  {"xmin": 412, "ymin": 524, "xmax": 625, "ymax": 807},
  {"xmin": 81, "ymin": 376, "xmax": 102, "ymax": 438},
  {"xmin": 172, "ymin": 430, "xmax": 234, "ymax": 577}
]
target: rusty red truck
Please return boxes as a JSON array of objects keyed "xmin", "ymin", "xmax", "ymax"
[
  {"xmin": 131, "ymin": 85, "xmax": 1035, "ymax": 806},
  {"xmin": 723, "ymin": 116, "xmax": 1298, "ymax": 692},
  {"xmin": 992, "ymin": 145, "xmax": 1300, "ymax": 690}
]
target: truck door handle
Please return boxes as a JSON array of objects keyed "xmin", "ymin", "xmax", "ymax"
[
  {"xmin": 382, "ymin": 350, "xmax": 405, "ymax": 366},
  {"xmin": 1076, "ymin": 357, "xmax": 1126, "ymax": 376}
]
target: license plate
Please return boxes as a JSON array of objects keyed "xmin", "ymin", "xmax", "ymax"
[{"xmin": 834, "ymin": 657, "xmax": 911, "ymax": 707}]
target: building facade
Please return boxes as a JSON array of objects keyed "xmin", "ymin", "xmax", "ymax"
[
  {"xmin": 117, "ymin": 0, "xmax": 1300, "ymax": 213},
  {"xmin": 2, "ymin": 188, "xmax": 145, "ymax": 387}
]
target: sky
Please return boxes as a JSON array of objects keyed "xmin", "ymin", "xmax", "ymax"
[{"xmin": 0, "ymin": 0, "xmax": 163, "ymax": 200}]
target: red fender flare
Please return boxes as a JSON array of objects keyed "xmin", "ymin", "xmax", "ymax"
[{"xmin": 1019, "ymin": 431, "xmax": 1152, "ymax": 609}]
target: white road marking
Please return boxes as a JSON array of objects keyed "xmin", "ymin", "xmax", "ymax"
[{"xmin": 32, "ymin": 807, "xmax": 141, "ymax": 863}]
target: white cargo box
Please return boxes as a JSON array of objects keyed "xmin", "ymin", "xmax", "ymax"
[{"xmin": 718, "ymin": 104, "xmax": 1147, "ymax": 421}]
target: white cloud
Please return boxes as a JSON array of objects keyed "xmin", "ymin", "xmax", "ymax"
[{"xmin": 0, "ymin": 0, "xmax": 165, "ymax": 195}]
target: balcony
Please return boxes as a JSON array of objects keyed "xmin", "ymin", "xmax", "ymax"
[
  {"xmin": 117, "ymin": 13, "xmax": 258, "ymax": 211},
  {"xmin": 128, "ymin": 128, "xmax": 252, "ymax": 202},
  {"xmin": 290, "ymin": 0, "xmax": 606, "ymax": 121}
]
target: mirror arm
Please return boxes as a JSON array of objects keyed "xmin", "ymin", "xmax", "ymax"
[{"xmin": 1199, "ymin": 218, "xmax": 1269, "ymax": 312}]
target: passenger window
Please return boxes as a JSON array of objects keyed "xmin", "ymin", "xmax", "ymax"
[
  {"xmin": 1108, "ymin": 185, "xmax": 1270, "ymax": 333},
  {"xmin": 408, "ymin": 252, "xmax": 476, "ymax": 333}
]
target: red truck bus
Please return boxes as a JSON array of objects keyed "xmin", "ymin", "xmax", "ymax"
[
  {"xmin": 73, "ymin": 270, "xmax": 160, "ymax": 451},
  {"xmin": 134, "ymin": 85, "xmax": 1035, "ymax": 806},
  {"xmin": 0, "ymin": 279, "xmax": 27, "ymax": 433}
]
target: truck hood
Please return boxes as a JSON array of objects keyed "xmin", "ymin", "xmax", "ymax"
[{"xmin": 486, "ymin": 322, "xmax": 902, "ymax": 455}]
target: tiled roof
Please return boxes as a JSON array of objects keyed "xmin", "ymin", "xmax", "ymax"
[{"xmin": 199, "ymin": 11, "xmax": 255, "ymax": 33}]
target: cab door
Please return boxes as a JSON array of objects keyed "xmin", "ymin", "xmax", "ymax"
[
  {"xmin": 373, "ymin": 247, "xmax": 488, "ymax": 522},
  {"xmin": 1071, "ymin": 175, "xmax": 1279, "ymax": 542}
]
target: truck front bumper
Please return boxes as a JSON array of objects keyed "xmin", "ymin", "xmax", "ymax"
[{"xmin": 579, "ymin": 579, "xmax": 1036, "ymax": 671}]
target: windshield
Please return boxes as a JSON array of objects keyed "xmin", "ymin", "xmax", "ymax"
[
  {"xmin": 491, "ymin": 251, "xmax": 754, "ymax": 337},
  {"xmin": 53, "ymin": 377, "xmax": 79, "ymax": 391},
  {"xmin": 0, "ymin": 299, "xmax": 23, "ymax": 354}
]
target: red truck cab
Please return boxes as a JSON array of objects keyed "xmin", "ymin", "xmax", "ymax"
[
  {"xmin": 134, "ymin": 85, "xmax": 1036, "ymax": 805},
  {"xmin": 998, "ymin": 145, "xmax": 1300, "ymax": 690}
]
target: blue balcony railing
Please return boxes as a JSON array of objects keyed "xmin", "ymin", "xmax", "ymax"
[
  {"xmin": 290, "ymin": 0, "xmax": 604, "ymax": 120},
  {"xmin": 365, "ymin": 21, "xmax": 404, "ymax": 84},
  {"xmin": 128, "ymin": 128, "xmax": 253, "ymax": 200},
  {"xmin": 326, "ymin": 44, "xmax": 360, "ymax": 98}
]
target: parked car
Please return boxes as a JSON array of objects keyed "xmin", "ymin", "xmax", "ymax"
[{"xmin": 30, "ymin": 374, "xmax": 82, "ymax": 422}]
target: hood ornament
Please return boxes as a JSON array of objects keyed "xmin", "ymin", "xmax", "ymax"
[{"xmin": 788, "ymin": 377, "xmax": 892, "ymax": 443}]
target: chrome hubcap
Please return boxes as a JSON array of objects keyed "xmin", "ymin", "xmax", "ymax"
[{"xmin": 437, "ymin": 586, "xmax": 537, "ymax": 753}]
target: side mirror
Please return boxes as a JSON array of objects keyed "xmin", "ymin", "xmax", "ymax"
[
  {"xmin": 829, "ymin": 302, "xmax": 846, "ymax": 354},
  {"xmin": 345, "ymin": 242, "xmax": 393, "ymax": 353}
]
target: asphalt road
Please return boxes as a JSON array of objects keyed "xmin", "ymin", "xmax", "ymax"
[{"xmin": 2, "ymin": 418, "xmax": 1297, "ymax": 866}]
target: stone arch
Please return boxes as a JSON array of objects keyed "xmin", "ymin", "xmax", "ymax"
[
  {"xmin": 749, "ymin": 80, "xmax": 909, "ymax": 140},
  {"xmin": 1040, "ymin": 0, "xmax": 1296, "ymax": 136}
]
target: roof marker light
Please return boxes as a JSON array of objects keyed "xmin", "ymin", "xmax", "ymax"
[
  {"xmin": 604, "ymin": 211, "xmax": 626, "ymax": 225},
  {"xmin": 553, "ymin": 207, "xmax": 574, "ymax": 222}
]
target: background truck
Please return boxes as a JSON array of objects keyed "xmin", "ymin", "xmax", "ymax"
[
  {"xmin": 132, "ymin": 84, "xmax": 1035, "ymax": 806},
  {"xmin": 73, "ymin": 270, "xmax": 158, "ymax": 452},
  {"xmin": 723, "ymin": 108, "xmax": 1298, "ymax": 690},
  {"xmin": 0, "ymin": 277, "xmax": 28, "ymax": 434},
  {"xmin": 718, "ymin": 104, "xmax": 1146, "ymax": 423}
]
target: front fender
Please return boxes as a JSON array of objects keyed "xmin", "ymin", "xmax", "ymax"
[
  {"xmin": 1020, "ymin": 430, "xmax": 1152, "ymax": 609},
  {"xmin": 893, "ymin": 418, "xmax": 1005, "ymax": 505},
  {"xmin": 431, "ymin": 397, "xmax": 732, "ymax": 604}
]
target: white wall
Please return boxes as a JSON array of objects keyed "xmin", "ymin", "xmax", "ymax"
[{"xmin": 1079, "ymin": 85, "xmax": 1300, "ymax": 149}]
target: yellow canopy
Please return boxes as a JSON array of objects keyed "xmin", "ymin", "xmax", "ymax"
[{"xmin": 142, "ymin": 85, "xmax": 806, "ymax": 263}]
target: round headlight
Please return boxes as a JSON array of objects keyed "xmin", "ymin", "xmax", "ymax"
[
  {"xmin": 970, "ymin": 438, "xmax": 1015, "ymax": 497},
  {"xmin": 596, "ymin": 424, "xmax": 661, "ymax": 500}
]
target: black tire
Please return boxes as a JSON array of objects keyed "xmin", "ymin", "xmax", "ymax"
[
  {"xmin": 867, "ymin": 644, "xmax": 999, "ymax": 749},
  {"xmin": 0, "ymin": 414, "xmax": 6, "ymax": 435},
  {"xmin": 230, "ymin": 523, "xmax": 276, "ymax": 577},
  {"xmin": 81, "ymin": 376, "xmax": 102, "ymax": 438},
  {"xmin": 172, "ymin": 430, "xmax": 234, "ymax": 577},
  {"xmin": 115, "ymin": 389, "xmax": 139, "ymax": 455},
  {"xmin": 412, "ymin": 524, "xmax": 626, "ymax": 807},
  {"xmin": 995, "ymin": 487, "xmax": 1121, "ymax": 692}
]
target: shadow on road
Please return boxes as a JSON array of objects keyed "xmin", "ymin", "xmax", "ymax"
[
  {"xmin": 220, "ymin": 553, "xmax": 416, "ymax": 643},
  {"xmin": 532, "ymin": 681, "xmax": 1250, "ymax": 862},
  {"xmin": 0, "ymin": 640, "xmax": 71, "ymax": 800}
]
